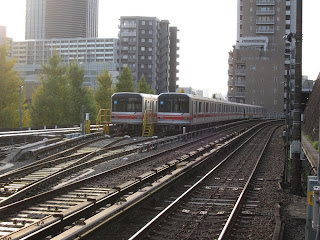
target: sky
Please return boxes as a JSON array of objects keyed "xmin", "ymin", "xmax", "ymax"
[{"xmin": 0, "ymin": 0, "xmax": 319, "ymax": 97}]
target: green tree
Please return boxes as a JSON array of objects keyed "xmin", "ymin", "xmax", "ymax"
[
  {"xmin": 137, "ymin": 76, "xmax": 154, "ymax": 94},
  {"xmin": 95, "ymin": 69, "xmax": 114, "ymax": 109},
  {"xmin": 116, "ymin": 66, "xmax": 134, "ymax": 92},
  {"xmin": 0, "ymin": 45, "xmax": 29, "ymax": 128},
  {"xmin": 30, "ymin": 51, "xmax": 70, "ymax": 126},
  {"xmin": 67, "ymin": 61, "xmax": 98, "ymax": 124}
]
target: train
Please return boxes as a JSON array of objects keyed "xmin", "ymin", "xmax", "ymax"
[
  {"xmin": 111, "ymin": 92, "xmax": 158, "ymax": 130},
  {"xmin": 111, "ymin": 92, "xmax": 266, "ymax": 133}
]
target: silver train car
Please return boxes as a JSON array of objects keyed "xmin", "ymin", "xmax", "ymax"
[
  {"xmin": 111, "ymin": 92, "xmax": 158, "ymax": 129},
  {"xmin": 156, "ymin": 93, "xmax": 266, "ymax": 131}
]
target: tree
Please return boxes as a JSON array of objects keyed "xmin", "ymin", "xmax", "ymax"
[
  {"xmin": 137, "ymin": 76, "xmax": 154, "ymax": 94},
  {"xmin": 0, "ymin": 45, "xmax": 30, "ymax": 128},
  {"xmin": 116, "ymin": 66, "xmax": 134, "ymax": 92},
  {"xmin": 177, "ymin": 88, "xmax": 185, "ymax": 93},
  {"xmin": 67, "ymin": 61, "xmax": 98, "ymax": 124},
  {"xmin": 212, "ymin": 93, "xmax": 225, "ymax": 100},
  {"xmin": 95, "ymin": 69, "xmax": 114, "ymax": 110},
  {"xmin": 30, "ymin": 51, "xmax": 70, "ymax": 126}
]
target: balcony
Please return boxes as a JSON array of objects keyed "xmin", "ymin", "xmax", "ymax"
[
  {"xmin": 121, "ymin": 32, "xmax": 137, "ymax": 37},
  {"xmin": 256, "ymin": 19, "xmax": 275, "ymax": 24},
  {"xmin": 256, "ymin": 9, "xmax": 275, "ymax": 15},
  {"xmin": 256, "ymin": 0, "xmax": 275, "ymax": 5},
  {"xmin": 235, "ymin": 69, "xmax": 246, "ymax": 75},
  {"xmin": 120, "ymin": 23, "xmax": 137, "ymax": 28},
  {"xmin": 235, "ymin": 92, "xmax": 245, "ymax": 97},
  {"xmin": 235, "ymin": 80, "xmax": 246, "ymax": 86},
  {"xmin": 256, "ymin": 28, "xmax": 275, "ymax": 34}
]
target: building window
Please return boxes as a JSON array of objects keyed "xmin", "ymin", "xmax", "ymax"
[
  {"xmin": 141, "ymin": 47, "xmax": 145, "ymax": 51},
  {"xmin": 141, "ymin": 56, "xmax": 145, "ymax": 60},
  {"xmin": 148, "ymin": 64, "xmax": 152, "ymax": 69},
  {"xmin": 141, "ymin": 30, "xmax": 145, "ymax": 34},
  {"xmin": 141, "ymin": 38, "xmax": 145, "ymax": 42},
  {"xmin": 149, "ymin": 30, "xmax": 152, "ymax": 34},
  {"xmin": 149, "ymin": 21, "xmax": 153, "ymax": 25},
  {"xmin": 148, "ymin": 47, "xmax": 152, "ymax": 51},
  {"xmin": 148, "ymin": 39, "xmax": 152, "ymax": 43},
  {"xmin": 141, "ymin": 64, "xmax": 144, "ymax": 68},
  {"xmin": 250, "ymin": 65, "xmax": 256, "ymax": 70},
  {"xmin": 148, "ymin": 56, "xmax": 152, "ymax": 60},
  {"xmin": 142, "ymin": 21, "xmax": 145, "ymax": 25}
]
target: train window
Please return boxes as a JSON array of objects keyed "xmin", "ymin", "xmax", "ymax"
[
  {"xmin": 112, "ymin": 94, "xmax": 142, "ymax": 112},
  {"xmin": 158, "ymin": 95, "xmax": 189, "ymax": 113}
]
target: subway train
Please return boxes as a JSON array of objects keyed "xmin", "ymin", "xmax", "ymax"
[
  {"xmin": 111, "ymin": 92, "xmax": 158, "ymax": 131},
  {"xmin": 157, "ymin": 92, "xmax": 266, "ymax": 132},
  {"xmin": 111, "ymin": 92, "xmax": 266, "ymax": 132}
]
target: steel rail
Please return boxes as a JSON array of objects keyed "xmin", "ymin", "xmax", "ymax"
[
  {"xmin": 128, "ymin": 122, "xmax": 280, "ymax": 239},
  {"xmin": 217, "ymin": 124, "xmax": 282, "ymax": 240},
  {"xmin": 0, "ymin": 122, "xmax": 257, "ymax": 239}
]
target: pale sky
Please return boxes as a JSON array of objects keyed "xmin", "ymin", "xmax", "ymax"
[{"xmin": 0, "ymin": 0, "xmax": 319, "ymax": 96}]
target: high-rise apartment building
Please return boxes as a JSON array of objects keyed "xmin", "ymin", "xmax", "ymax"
[
  {"xmin": 227, "ymin": 0, "xmax": 287, "ymax": 114},
  {"xmin": 118, "ymin": 16, "xmax": 179, "ymax": 94},
  {"xmin": 25, "ymin": 0, "xmax": 98, "ymax": 40},
  {"xmin": 169, "ymin": 27, "xmax": 180, "ymax": 92}
]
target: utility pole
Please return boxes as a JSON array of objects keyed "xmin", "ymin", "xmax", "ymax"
[
  {"xmin": 19, "ymin": 85, "xmax": 24, "ymax": 130},
  {"xmin": 290, "ymin": 0, "xmax": 302, "ymax": 195}
]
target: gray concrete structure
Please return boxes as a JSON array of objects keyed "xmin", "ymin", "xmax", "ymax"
[
  {"xmin": 118, "ymin": 16, "xmax": 179, "ymax": 94},
  {"xmin": 25, "ymin": 0, "xmax": 98, "ymax": 40},
  {"xmin": 228, "ymin": 0, "xmax": 288, "ymax": 114},
  {"xmin": 11, "ymin": 38, "xmax": 119, "ymax": 100}
]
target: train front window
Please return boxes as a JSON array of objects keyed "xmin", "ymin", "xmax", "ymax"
[
  {"xmin": 158, "ymin": 95, "xmax": 189, "ymax": 113},
  {"xmin": 112, "ymin": 95, "xmax": 142, "ymax": 112}
]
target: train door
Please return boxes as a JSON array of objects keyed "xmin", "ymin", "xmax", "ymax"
[{"xmin": 193, "ymin": 101, "xmax": 198, "ymax": 124}]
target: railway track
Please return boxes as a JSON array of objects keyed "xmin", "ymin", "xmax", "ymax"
[
  {"xmin": 0, "ymin": 120, "xmax": 267, "ymax": 239},
  {"xmin": 127, "ymin": 122, "xmax": 281, "ymax": 240},
  {"xmin": 0, "ymin": 134, "xmax": 159, "ymax": 207}
]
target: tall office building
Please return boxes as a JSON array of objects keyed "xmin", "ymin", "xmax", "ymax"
[
  {"xmin": 118, "ymin": 16, "xmax": 179, "ymax": 94},
  {"xmin": 227, "ymin": 0, "xmax": 287, "ymax": 114},
  {"xmin": 0, "ymin": 26, "xmax": 13, "ymax": 47},
  {"xmin": 0, "ymin": 26, "xmax": 7, "ymax": 44},
  {"xmin": 25, "ymin": 0, "xmax": 98, "ymax": 40}
]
